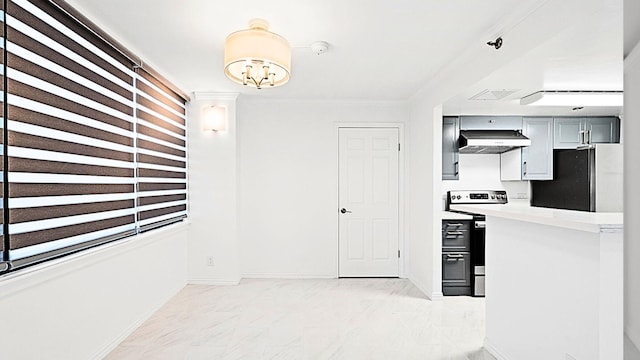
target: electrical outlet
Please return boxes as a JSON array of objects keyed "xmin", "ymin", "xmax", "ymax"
[{"xmin": 206, "ymin": 256, "xmax": 214, "ymax": 266}]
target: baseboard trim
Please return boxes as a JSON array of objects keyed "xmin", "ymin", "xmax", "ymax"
[
  {"xmin": 626, "ymin": 326, "xmax": 640, "ymax": 359},
  {"xmin": 408, "ymin": 275, "xmax": 441, "ymax": 300},
  {"xmin": 188, "ymin": 278, "xmax": 241, "ymax": 285},
  {"xmin": 91, "ymin": 281, "xmax": 186, "ymax": 360},
  {"xmin": 484, "ymin": 337, "xmax": 509, "ymax": 360},
  {"xmin": 241, "ymin": 273, "xmax": 336, "ymax": 279}
]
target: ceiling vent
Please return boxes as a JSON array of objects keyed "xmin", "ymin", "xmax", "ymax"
[{"xmin": 469, "ymin": 89, "xmax": 520, "ymax": 101}]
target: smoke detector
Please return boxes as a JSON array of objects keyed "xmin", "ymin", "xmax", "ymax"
[{"xmin": 310, "ymin": 41, "xmax": 329, "ymax": 55}]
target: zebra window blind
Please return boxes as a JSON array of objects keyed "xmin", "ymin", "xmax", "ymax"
[
  {"xmin": 0, "ymin": 0, "xmax": 188, "ymax": 272},
  {"xmin": 1, "ymin": 0, "xmax": 6, "ymax": 271},
  {"xmin": 135, "ymin": 68, "xmax": 187, "ymax": 232}
]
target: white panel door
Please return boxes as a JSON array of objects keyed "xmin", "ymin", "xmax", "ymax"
[{"xmin": 338, "ymin": 127, "xmax": 399, "ymax": 277}]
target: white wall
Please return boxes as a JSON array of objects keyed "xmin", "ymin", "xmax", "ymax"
[
  {"xmin": 624, "ymin": 38, "xmax": 640, "ymax": 355},
  {"xmin": 405, "ymin": 102, "xmax": 442, "ymax": 298},
  {"xmin": 405, "ymin": 0, "xmax": 596, "ymax": 299},
  {"xmin": 442, "ymin": 154, "xmax": 529, "ymax": 204},
  {"xmin": 237, "ymin": 98, "xmax": 408, "ymax": 278},
  {"xmin": 0, "ymin": 224, "xmax": 188, "ymax": 359},
  {"xmin": 187, "ymin": 93, "xmax": 241, "ymax": 284}
]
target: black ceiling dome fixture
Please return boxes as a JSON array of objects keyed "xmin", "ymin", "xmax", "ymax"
[{"xmin": 487, "ymin": 37, "xmax": 503, "ymax": 50}]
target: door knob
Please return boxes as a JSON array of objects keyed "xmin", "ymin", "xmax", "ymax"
[{"xmin": 340, "ymin": 208, "xmax": 352, "ymax": 214}]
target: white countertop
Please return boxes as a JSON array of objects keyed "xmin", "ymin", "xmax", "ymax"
[
  {"xmin": 449, "ymin": 200, "xmax": 623, "ymax": 233},
  {"xmin": 441, "ymin": 211, "xmax": 473, "ymax": 220}
]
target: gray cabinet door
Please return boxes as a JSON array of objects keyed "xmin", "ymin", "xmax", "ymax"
[
  {"xmin": 554, "ymin": 117, "xmax": 620, "ymax": 148},
  {"xmin": 554, "ymin": 117, "xmax": 584, "ymax": 149},
  {"xmin": 442, "ymin": 253, "xmax": 471, "ymax": 286},
  {"xmin": 585, "ymin": 117, "xmax": 620, "ymax": 144},
  {"xmin": 522, "ymin": 117, "xmax": 553, "ymax": 180},
  {"xmin": 442, "ymin": 116, "xmax": 459, "ymax": 180}
]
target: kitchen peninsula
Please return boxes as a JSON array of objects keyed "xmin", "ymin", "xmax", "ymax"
[{"xmin": 450, "ymin": 201, "xmax": 623, "ymax": 360}]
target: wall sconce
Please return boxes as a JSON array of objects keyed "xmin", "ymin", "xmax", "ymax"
[{"xmin": 202, "ymin": 105, "xmax": 227, "ymax": 132}]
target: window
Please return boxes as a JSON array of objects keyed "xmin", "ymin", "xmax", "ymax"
[
  {"xmin": 1, "ymin": 0, "xmax": 188, "ymax": 272},
  {"xmin": 134, "ymin": 68, "xmax": 187, "ymax": 232}
]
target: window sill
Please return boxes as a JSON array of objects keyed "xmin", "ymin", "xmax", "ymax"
[{"xmin": 0, "ymin": 219, "xmax": 190, "ymax": 297}]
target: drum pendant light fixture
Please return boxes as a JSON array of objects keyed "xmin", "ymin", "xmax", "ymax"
[{"xmin": 224, "ymin": 19, "xmax": 292, "ymax": 89}]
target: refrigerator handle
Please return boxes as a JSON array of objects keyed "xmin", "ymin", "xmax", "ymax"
[
  {"xmin": 579, "ymin": 130, "xmax": 586, "ymax": 145},
  {"xmin": 588, "ymin": 130, "xmax": 592, "ymax": 144}
]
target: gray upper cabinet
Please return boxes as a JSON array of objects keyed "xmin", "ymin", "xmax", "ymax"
[
  {"xmin": 521, "ymin": 117, "xmax": 553, "ymax": 180},
  {"xmin": 442, "ymin": 116, "xmax": 459, "ymax": 180},
  {"xmin": 554, "ymin": 117, "xmax": 620, "ymax": 149},
  {"xmin": 553, "ymin": 117, "xmax": 583, "ymax": 149},
  {"xmin": 585, "ymin": 117, "xmax": 620, "ymax": 144}
]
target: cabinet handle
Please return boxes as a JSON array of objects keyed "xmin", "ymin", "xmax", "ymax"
[
  {"xmin": 454, "ymin": 161, "xmax": 459, "ymax": 176},
  {"xmin": 523, "ymin": 161, "xmax": 527, "ymax": 175},
  {"xmin": 588, "ymin": 130, "xmax": 592, "ymax": 144},
  {"xmin": 580, "ymin": 130, "xmax": 586, "ymax": 145}
]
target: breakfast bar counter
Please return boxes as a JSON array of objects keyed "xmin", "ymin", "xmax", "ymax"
[{"xmin": 450, "ymin": 201, "xmax": 623, "ymax": 360}]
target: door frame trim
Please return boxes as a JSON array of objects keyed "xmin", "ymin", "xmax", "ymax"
[{"xmin": 335, "ymin": 123, "xmax": 405, "ymax": 278}]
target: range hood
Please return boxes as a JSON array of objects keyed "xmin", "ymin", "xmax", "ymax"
[{"xmin": 459, "ymin": 130, "xmax": 531, "ymax": 154}]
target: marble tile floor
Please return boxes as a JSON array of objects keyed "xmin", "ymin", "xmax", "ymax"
[{"xmin": 106, "ymin": 278, "xmax": 496, "ymax": 360}]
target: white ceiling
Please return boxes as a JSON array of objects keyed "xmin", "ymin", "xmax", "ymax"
[
  {"xmin": 444, "ymin": 0, "xmax": 623, "ymax": 116},
  {"xmin": 65, "ymin": 0, "xmax": 623, "ymax": 110}
]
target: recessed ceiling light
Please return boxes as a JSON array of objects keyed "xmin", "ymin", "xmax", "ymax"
[{"xmin": 520, "ymin": 91, "xmax": 623, "ymax": 107}]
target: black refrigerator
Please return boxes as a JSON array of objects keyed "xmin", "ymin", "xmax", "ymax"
[{"xmin": 530, "ymin": 144, "xmax": 623, "ymax": 212}]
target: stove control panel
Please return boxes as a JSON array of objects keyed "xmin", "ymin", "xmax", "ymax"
[{"xmin": 448, "ymin": 190, "xmax": 508, "ymax": 205}]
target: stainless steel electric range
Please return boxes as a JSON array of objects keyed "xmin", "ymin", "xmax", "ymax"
[{"xmin": 446, "ymin": 190, "xmax": 508, "ymax": 297}]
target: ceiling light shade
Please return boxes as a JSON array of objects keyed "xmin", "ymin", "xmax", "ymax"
[
  {"xmin": 202, "ymin": 105, "xmax": 227, "ymax": 132},
  {"xmin": 224, "ymin": 19, "xmax": 291, "ymax": 89},
  {"xmin": 520, "ymin": 91, "xmax": 623, "ymax": 107}
]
